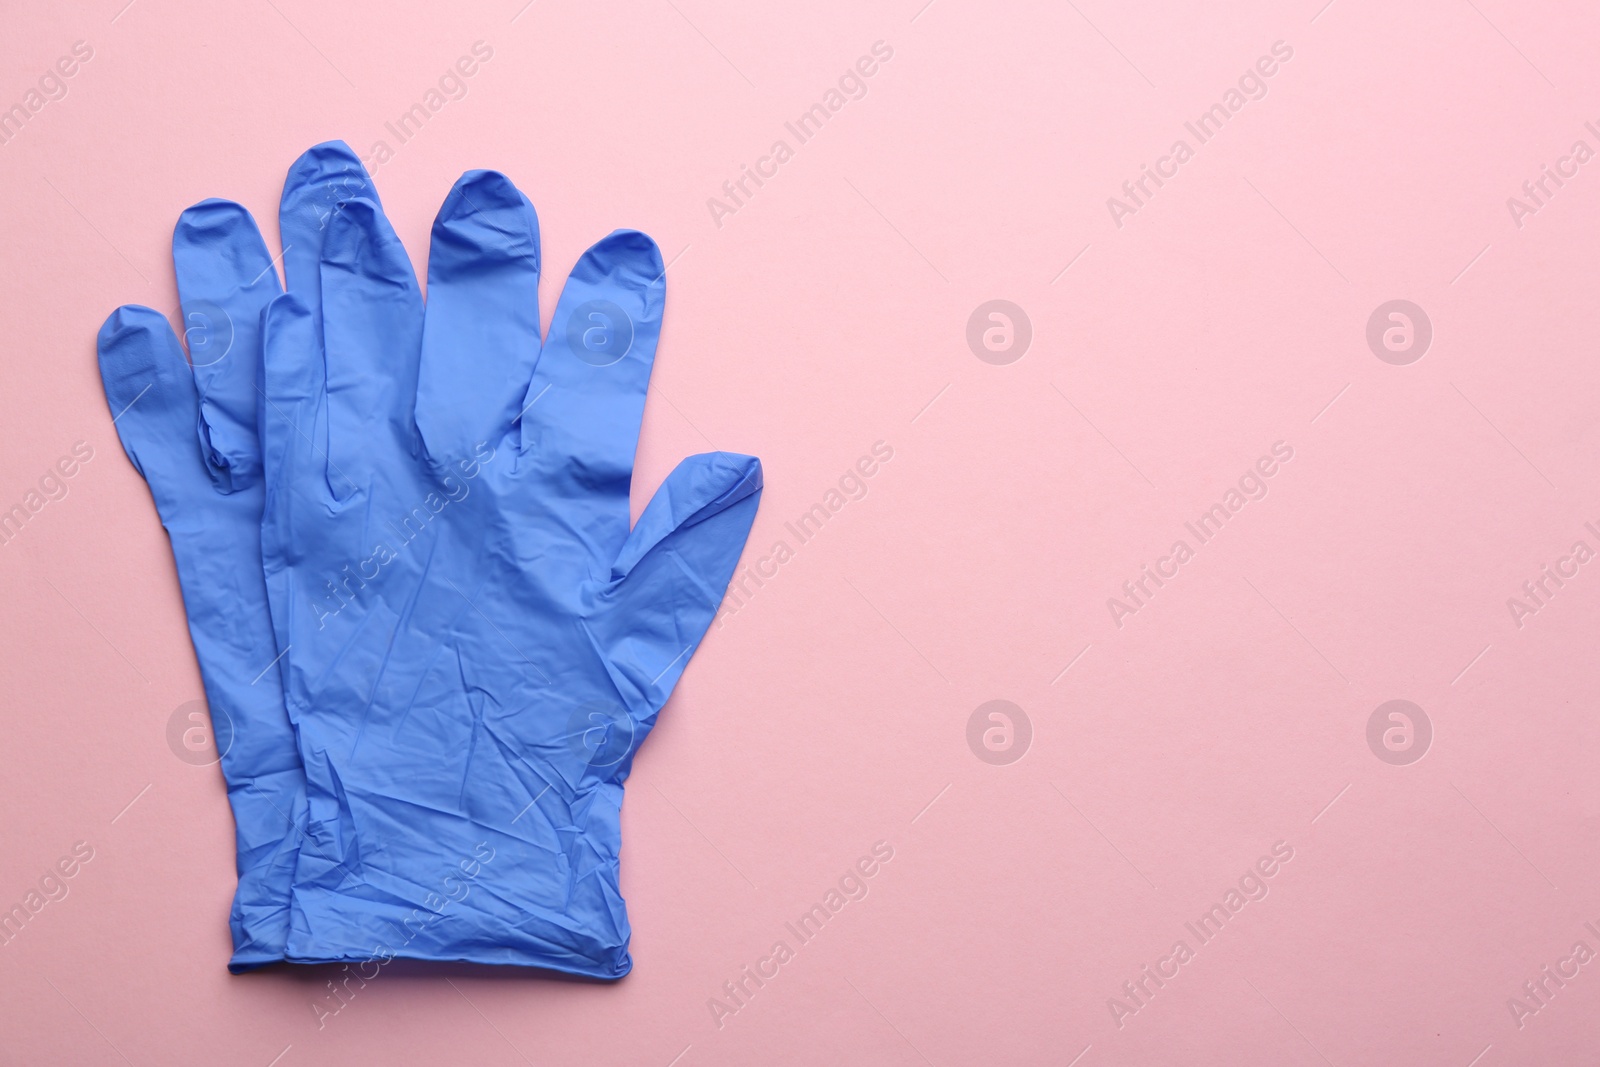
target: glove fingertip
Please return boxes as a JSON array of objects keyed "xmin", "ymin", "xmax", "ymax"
[
  {"xmin": 665, "ymin": 451, "xmax": 763, "ymax": 533},
  {"xmin": 98, "ymin": 304, "xmax": 212, "ymax": 494},
  {"xmin": 431, "ymin": 169, "xmax": 540, "ymax": 268},
  {"xmin": 98, "ymin": 301, "xmax": 166, "ymax": 348},
  {"xmin": 610, "ymin": 451, "xmax": 762, "ymax": 581},
  {"xmin": 174, "ymin": 198, "xmax": 262, "ymax": 253},
  {"xmin": 323, "ymin": 197, "xmax": 414, "ymax": 285},
  {"xmin": 577, "ymin": 229, "xmax": 662, "ymax": 293},
  {"xmin": 98, "ymin": 304, "xmax": 184, "ymax": 408},
  {"xmin": 706, "ymin": 451, "xmax": 763, "ymax": 502},
  {"xmin": 278, "ymin": 140, "xmax": 380, "ymax": 299},
  {"xmin": 282, "ymin": 140, "xmax": 372, "ymax": 207},
  {"xmin": 261, "ymin": 292, "xmax": 316, "ymax": 374},
  {"xmin": 443, "ymin": 169, "xmax": 533, "ymax": 218}
]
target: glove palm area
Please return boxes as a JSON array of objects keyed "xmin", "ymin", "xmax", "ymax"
[{"xmin": 261, "ymin": 167, "xmax": 761, "ymax": 976}]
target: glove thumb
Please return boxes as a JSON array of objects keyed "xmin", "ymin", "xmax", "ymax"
[{"xmin": 584, "ymin": 452, "xmax": 762, "ymax": 721}]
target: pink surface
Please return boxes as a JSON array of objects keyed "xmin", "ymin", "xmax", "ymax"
[{"xmin": 2, "ymin": 0, "xmax": 1599, "ymax": 1063}]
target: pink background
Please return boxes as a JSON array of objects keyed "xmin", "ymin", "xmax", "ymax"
[{"xmin": 3, "ymin": 0, "xmax": 1600, "ymax": 1063}]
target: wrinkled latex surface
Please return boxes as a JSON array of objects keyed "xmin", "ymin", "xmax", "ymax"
[
  {"xmin": 105, "ymin": 141, "xmax": 762, "ymax": 977},
  {"xmin": 96, "ymin": 143, "xmax": 379, "ymax": 970},
  {"xmin": 261, "ymin": 146, "xmax": 761, "ymax": 976}
]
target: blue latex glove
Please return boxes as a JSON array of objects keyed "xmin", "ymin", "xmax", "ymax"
[
  {"xmin": 259, "ymin": 157, "xmax": 761, "ymax": 974},
  {"xmin": 97, "ymin": 143, "xmax": 381, "ymax": 970}
]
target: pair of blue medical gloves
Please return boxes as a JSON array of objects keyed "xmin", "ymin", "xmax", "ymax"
[{"xmin": 98, "ymin": 142, "xmax": 761, "ymax": 975}]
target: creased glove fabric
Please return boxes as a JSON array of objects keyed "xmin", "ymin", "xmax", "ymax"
[
  {"xmin": 96, "ymin": 143, "xmax": 383, "ymax": 970},
  {"xmin": 252, "ymin": 147, "xmax": 761, "ymax": 976}
]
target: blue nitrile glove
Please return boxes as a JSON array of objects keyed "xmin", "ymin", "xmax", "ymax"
[
  {"xmin": 96, "ymin": 143, "xmax": 383, "ymax": 970},
  {"xmin": 259, "ymin": 164, "xmax": 762, "ymax": 975}
]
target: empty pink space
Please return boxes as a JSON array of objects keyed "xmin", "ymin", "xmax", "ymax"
[{"xmin": 2, "ymin": 0, "xmax": 1599, "ymax": 1063}]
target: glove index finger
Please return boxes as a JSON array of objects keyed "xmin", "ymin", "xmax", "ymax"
[{"xmin": 519, "ymin": 230, "xmax": 665, "ymax": 558}]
